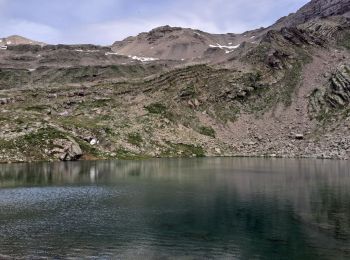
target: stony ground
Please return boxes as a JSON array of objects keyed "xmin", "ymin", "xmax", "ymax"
[{"xmin": 0, "ymin": 10, "xmax": 350, "ymax": 163}]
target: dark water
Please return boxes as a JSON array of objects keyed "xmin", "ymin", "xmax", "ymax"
[{"xmin": 0, "ymin": 158, "xmax": 350, "ymax": 259}]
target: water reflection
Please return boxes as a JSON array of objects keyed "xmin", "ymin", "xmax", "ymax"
[{"xmin": 0, "ymin": 158, "xmax": 350, "ymax": 259}]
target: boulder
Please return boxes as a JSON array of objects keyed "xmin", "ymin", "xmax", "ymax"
[
  {"xmin": 0, "ymin": 98, "xmax": 12, "ymax": 105},
  {"xmin": 295, "ymin": 134, "xmax": 304, "ymax": 140},
  {"xmin": 50, "ymin": 138, "xmax": 83, "ymax": 161}
]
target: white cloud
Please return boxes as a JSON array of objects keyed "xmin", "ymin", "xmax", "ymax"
[{"xmin": 0, "ymin": 0, "xmax": 310, "ymax": 45}]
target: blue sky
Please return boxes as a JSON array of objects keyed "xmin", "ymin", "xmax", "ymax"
[{"xmin": 0, "ymin": 0, "xmax": 309, "ymax": 45}]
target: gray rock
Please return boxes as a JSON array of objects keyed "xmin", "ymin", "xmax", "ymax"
[
  {"xmin": 295, "ymin": 134, "xmax": 304, "ymax": 140},
  {"xmin": 51, "ymin": 138, "xmax": 83, "ymax": 161}
]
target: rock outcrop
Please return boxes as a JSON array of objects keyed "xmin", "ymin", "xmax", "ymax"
[
  {"xmin": 273, "ymin": 0, "xmax": 350, "ymax": 29},
  {"xmin": 50, "ymin": 138, "xmax": 83, "ymax": 161},
  {"xmin": 327, "ymin": 65, "xmax": 350, "ymax": 107}
]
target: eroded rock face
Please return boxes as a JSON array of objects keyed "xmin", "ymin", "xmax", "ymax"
[
  {"xmin": 274, "ymin": 0, "xmax": 350, "ymax": 29},
  {"xmin": 50, "ymin": 138, "xmax": 83, "ymax": 161},
  {"xmin": 309, "ymin": 64, "xmax": 350, "ymax": 116},
  {"xmin": 327, "ymin": 65, "xmax": 350, "ymax": 107}
]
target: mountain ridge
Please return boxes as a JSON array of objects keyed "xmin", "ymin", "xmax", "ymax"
[
  {"xmin": 0, "ymin": 35, "xmax": 45, "ymax": 46},
  {"xmin": 272, "ymin": 0, "xmax": 350, "ymax": 29},
  {"xmin": 0, "ymin": 0, "xmax": 350, "ymax": 162}
]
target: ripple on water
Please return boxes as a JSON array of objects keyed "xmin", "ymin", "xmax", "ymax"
[{"xmin": 0, "ymin": 158, "xmax": 349, "ymax": 259}]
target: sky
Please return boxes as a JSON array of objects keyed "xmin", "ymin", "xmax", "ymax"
[{"xmin": 0, "ymin": 0, "xmax": 310, "ymax": 45}]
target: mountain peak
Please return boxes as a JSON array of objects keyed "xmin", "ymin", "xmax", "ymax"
[
  {"xmin": 0, "ymin": 35, "xmax": 45, "ymax": 46},
  {"xmin": 149, "ymin": 25, "xmax": 183, "ymax": 33}
]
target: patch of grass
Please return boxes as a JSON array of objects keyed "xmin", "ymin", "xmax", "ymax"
[
  {"xmin": 92, "ymin": 99, "xmax": 111, "ymax": 108},
  {"xmin": 211, "ymin": 103, "xmax": 240, "ymax": 123},
  {"xmin": 163, "ymin": 142, "xmax": 205, "ymax": 157},
  {"xmin": 103, "ymin": 126, "xmax": 116, "ymax": 136},
  {"xmin": 280, "ymin": 62, "xmax": 303, "ymax": 106},
  {"xmin": 25, "ymin": 104, "xmax": 49, "ymax": 112},
  {"xmin": 114, "ymin": 148, "xmax": 149, "ymax": 160},
  {"xmin": 76, "ymin": 139, "xmax": 102, "ymax": 158},
  {"xmin": 145, "ymin": 103, "xmax": 167, "ymax": 114},
  {"xmin": 241, "ymin": 71, "xmax": 262, "ymax": 88},
  {"xmin": 338, "ymin": 32, "xmax": 350, "ymax": 50},
  {"xmin": 178, "ymin": 85, "xmax": 196, "ymax": 99},
  {"xmin": 0, "ymin": 127, "xmax": 67, "ymax": 160},
  {"xmin": 242, "ymin": 42, "xmax": 270, "ymax": 64},
  {"xmin": 22, "ymin": 127, "xmax": 66, "ymax": 146},
  {"xmin": 198, "ymin": 126, "xmax": 216, "ymax": 138},
  {"xmin": 57, "ymin": 116, "xmax": 105, "ymax": 131},
  {"xmin": 127, "ymin": 132, "xmax": 143, "ymax": 146},
  {"xmin": 315, "ymin": 109, "xmax": 333, "ymax": 123}
]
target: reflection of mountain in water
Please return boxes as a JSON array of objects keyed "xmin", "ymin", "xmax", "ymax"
[{"xmin": 0, "ymin": 158, "xmax": 349, "ymax": 258}]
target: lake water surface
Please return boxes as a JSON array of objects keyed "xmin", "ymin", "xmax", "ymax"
[{"xmin": 0, "ymin": 158, "xmax": 349, "ymax": 259}]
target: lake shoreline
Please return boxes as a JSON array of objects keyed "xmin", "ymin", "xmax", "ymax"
[{"xmin": 1, "ymin": 153, "xmax": 347, "ymax": 165}]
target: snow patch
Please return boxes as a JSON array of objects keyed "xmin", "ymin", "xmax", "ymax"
[
  {"xmin": 105, "ymin": 52, "xmax": 119, "ymax": 56},
  {"xmin": 7, "ymin": 41, "xmax": 12, "ymax": 45},
  {"xmin": 130, "ymin": 55, "xmax": 159, "ymax": 62},
  {"xmin": 75, "ymin": 49, "xmax": 99, "ymax": 53},
  {"xmin": 209, "ymin": 43, "xmax": 240, "ymax": 52},
  {"xmin": 250, "ymin": 35, "xmax": 255, "ymax": 39},
  {"xmin": 90, "ymin": 138, "xmax": 99, "ymax": 146}
]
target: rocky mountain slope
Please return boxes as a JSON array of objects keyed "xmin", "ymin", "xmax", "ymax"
[
  {"xmin": 0, "ymin": 35, "xmax": 45, "ymax": 47},
  {"xmin": 273, "ymin": 0, "xmax": 350, "ymax": 29},
  {"xmin": 111, "ymin": 25, "xmax": 258, "ymax": 61},
  {"xmin": 0, "ymin": 0, "xmax": 350, "ymax": 163}
]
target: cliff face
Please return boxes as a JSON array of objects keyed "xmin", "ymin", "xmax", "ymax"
[
  {"xmin": 0, "ymin": 0, "xmax": 350, "ymax": 162},
  {"xmin": 273, "ymin": 0, "xmax": 350, "ymax": 29}
]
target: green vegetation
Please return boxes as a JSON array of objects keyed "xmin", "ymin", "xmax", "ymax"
[
  {"xmin": 179, "ymin": 85, "xmax": 196, "ymax": 99},
  {"xmin": 0, "ymin": 127, "xmax": 66, "ymax": 160},
  {"xmin": 127, "ymin": 132, "xmax": 143, "ymax": 146},
  {"xmin": 163, "ymin": 142, "xmax": 205, "ymax": 157},
  {"xmin": 211, "ymin": 103, "xmax": 240, "ymax": 123},
  {"xmin": 198, "ymin": 126, "xmax": 216, "ymax": 138},
  {"xmin": 113, "ymin": 148, "xmax": 150, "ymax": 160},
  {"xmin": 145, "ymin": 102, "xmax": 167, "ymax": 114},
  {"xmin": 242, "ymin": 71, "xmax": 262, "ymax": 88},
  {"xmin": 242, "ymin": 42, "xmax": 270, "ymax": 64},
  {"xmin": 22, "ymin": 127, "xmax": 65, "ymax": 146},
  {"xmin": 57, "ymin": 116, "xmax": 107, "ymax": 131},
  {"xmin": 25, "ymin": 105, "xmax": 50, "ymax": 112},
  {"xmin": 280, "ymin": 62, "xmax": 303, "ymax": 105},
  {"xmin": 76, "ymin": 139, "xmax": 103, "ymax": 158},
  {"xmin": 338, "ymin": 32, "xmax": 350, "ymax": 50}
]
